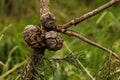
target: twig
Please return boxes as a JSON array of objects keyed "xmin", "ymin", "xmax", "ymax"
[
  {"xmin": 0, "ymin": 59, "xmax": 27, "ymax": 79},
  {"xmin": 59, "ymin": 0, "xmax": 120, "ymax": 29},
  {"xmin": 58, "ymin": 29, "xmax": 120, "ymax": 61}
]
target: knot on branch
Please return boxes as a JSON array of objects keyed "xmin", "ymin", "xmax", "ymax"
[
  {"xmin": 23, "ymin": 25, "xmax": 45, "ymax": 50},
  {"xmin": 41, "ymin": 12, "xmax": 56, "ymax": 30},
  {"xmin": 45, "ymin": 31, "xmax": 63, "ymax": 51}
]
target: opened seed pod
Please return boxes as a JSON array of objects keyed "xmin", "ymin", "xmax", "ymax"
[
  {"xmin": 45, "ymin": 31, "xmax": 63, "ymax": 51},
  {"xmin": 23, "ymin": 25, "xmax": 45, "ymax": 49},
  {"xmin": 41, "ymin": 12, "xmax": 56, "ymax": 30}
]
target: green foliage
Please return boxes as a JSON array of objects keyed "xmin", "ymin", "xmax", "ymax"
[
  {"xmin": 20, "ymin": 52, "xmax": 87, "ymax": 80},
  {"xmin": 0, "ymin": 0, "xmax": 120, "ymax": 80},
  {"xmin": 96, "ymin": 59, "xmax": 120, "ymax": 80}
]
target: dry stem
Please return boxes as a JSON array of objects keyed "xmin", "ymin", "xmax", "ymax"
[{"xmin": 59, "ymin": 29, "xmax": 120, "ymax": 61}]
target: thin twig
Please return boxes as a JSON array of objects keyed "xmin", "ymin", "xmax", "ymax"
[
  {"xmin": 64, "ymin": 42, "xmax": 95, "ymax": 80},
  {"xmin": 58, "ymin": 29, "xmax": 120, "ymax": 61},
  {"xmin": 0, "ymin": 59, "xmax": 27, "ymax": 79},
  {"xmin": 59, "ymin": 0, "xmax": 120, "ymax": 29}
]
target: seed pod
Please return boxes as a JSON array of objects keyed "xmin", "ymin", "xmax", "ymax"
[
  {"xmin": 23, "ymin": 25, "xmax": 45, "ymax": 49},
  {"xmin": 41, "ymin": 12, "xmax": 56, "ymax": 30},
  {"xmin": 45, "ymin": 31, "xmax": 63, "ymax": 51}
]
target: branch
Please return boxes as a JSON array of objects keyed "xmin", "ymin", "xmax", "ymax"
[
  {"xmin": 40, "ymin": 0, "xmax": 50, "ymax": 16},
  {"xmin": 59, "ymin": 0, "xmax": 120, "ymax": 29},
  {"xmin": 58, "ymin": 29, "xmax": 120, "ymax": 61},
  {"xmin": 40, "ymin": 0, "xmax": 52, "ymax": 33}
]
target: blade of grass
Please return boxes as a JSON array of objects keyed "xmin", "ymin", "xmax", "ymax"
[
  {"xmin": 2, "ymin": 58, "xmax": 11, "ymax": 74},
  {"xmin": 0, "ymin": 24, "xmax": 13, "ymax": 34},
  {"xmin": 96, "ymin": 11, "xmax": 107, "ymax": 24},
  {"xmin": 2, "ymin": 46, "xmax": 19, "ymax": 73},
  {"xmin": 0, "ymin": 34, "xmax": 4, "ymax": 41},
  {"xmin": 109, "ymin": 12, "xmax": 120, "ymax": 24},
  {"xmin": 8, "ymin": 46, "xmax": 19, "ymax": 58},
  {"xmin": 0, "ymin": 59, "xmax": 27, "ymax": 79},
  {"xmin": 0, "ymin": 61, "xmax": 5, "ymax": 67}
]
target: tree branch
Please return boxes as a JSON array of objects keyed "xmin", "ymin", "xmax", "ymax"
[
  {"xmin": 40, "ymin": 0, "xmax": 52, "ymax": 33},
  {"xmin": 40, "ymin": 0, "xmax": 50, "ymax": 16},
  {"xmin": 58, "ymin": 29, "xmax": 120, "ymax": 61},
  {"xmin": 59, "ymin": 0, "xmax": 120, "ymax": 29}
]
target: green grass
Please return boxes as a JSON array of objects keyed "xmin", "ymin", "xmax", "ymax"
[{"xmin": 0, "ymin": 0, "xmax": 120, "ymax": 80}]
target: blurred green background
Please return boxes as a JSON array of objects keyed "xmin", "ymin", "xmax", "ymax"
[{"xmin": 0, "ymin": 0, "xmax": 120, "ymax": 80}]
